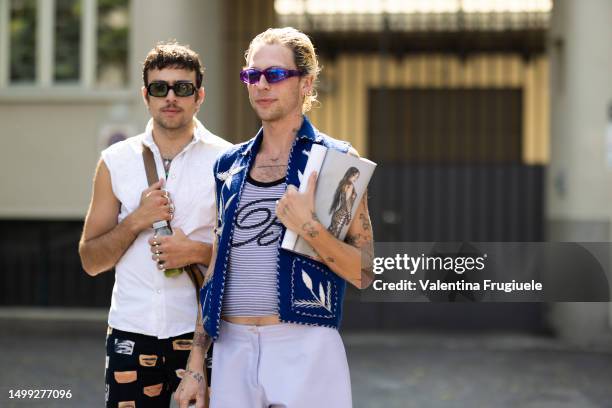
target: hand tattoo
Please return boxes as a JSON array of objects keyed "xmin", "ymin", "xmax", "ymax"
[{"xmin": 185, "ymin": 369, "xmax": 204, "ymax": 384}]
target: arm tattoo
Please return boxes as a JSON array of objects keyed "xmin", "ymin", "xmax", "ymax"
[
  {"xmin": 301, "ymin": 221, "xmax": 319, "ymax": 238},
  {"xmin": 361, "ymin": 240, "xmax": 374, "ymax": 269},
  {"xmin": 360, "ymin": 239, "xmax": 375, "ymax": 287},
  {"xmin": 325, "ymin": 256, "xmax": 335, "ymax": 263},
  {"xmin": 193, "ymin": 331, "xmax": 211, "ymax": 349},
  {"xmin": 359, "ymin": 213, "xmax": 371, "ymax": 231}
]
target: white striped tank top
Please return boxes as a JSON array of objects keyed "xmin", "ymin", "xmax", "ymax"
[{"xmin": 221, "ymin": 175, "xmax": 286, "ymax": 317}]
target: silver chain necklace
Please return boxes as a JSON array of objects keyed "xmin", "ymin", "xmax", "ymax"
[{"xmin": 162, "ymin": 157, "xmax": 172, "ymax": 176}]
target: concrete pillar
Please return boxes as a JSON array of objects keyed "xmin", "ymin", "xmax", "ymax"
[{"xmin": 547, "ymin": 0, "xmax": 612, "ymax": 345}]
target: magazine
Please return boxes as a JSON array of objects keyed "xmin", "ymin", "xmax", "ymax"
[{"xmin": 281, "ymin": 144, "xmax": 377, "ymax": 258}]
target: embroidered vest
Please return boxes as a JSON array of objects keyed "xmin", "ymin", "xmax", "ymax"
[{"xmin": 200, "ymin": 116, "xmax": 351, "ymax": 340}]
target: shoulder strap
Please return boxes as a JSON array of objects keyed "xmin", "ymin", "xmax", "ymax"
[
  {"xmin": 142, "ymin": 144, "xmax": 158, "ymax": 186},
  {"xmin": 142, "ymin": 143, "xmax": 204, "ymax": 295}
]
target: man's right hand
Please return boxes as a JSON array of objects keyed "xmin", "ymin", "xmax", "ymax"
[
  {"xmin": 128, "ymin": 179, "xmax": 174, "ymax": 233},
  {"xmin": 175, "ymin": 368, "xmax": 208, "ymax": 408}
]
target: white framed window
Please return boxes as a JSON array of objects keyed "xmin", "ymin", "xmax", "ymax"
[{"xmin": 0, "ymin": 0, "xmax": 130, "ymax": 96}]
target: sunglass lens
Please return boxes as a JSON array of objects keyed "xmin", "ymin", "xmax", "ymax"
[
  {"xmin": 149, "ymin": 82, "xmax": 168, "ymax": 97},
  {"xmin": 175, "ymin": 83, "xmax": 195, "ymax": 96},
  {"xmin": 240, "ymin": 69, "xmax": 263, "ymax": 84},
  {"xmin": 264, "ymin": 68, "xmax": 287, "ymax": 83},
  {"xmin": 247, "ymin": 70, "xmax": 262, "ymax": 84}
]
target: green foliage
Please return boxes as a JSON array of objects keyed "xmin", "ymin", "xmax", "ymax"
[
  {"xmin": 97, "ymin": 0, "xmax": 129, "ymax": 86},
  {"xmin": 10, "ymin": 0, "xmax": 37, "ymax": 82},
  {"xmin": 55, "ymin": 0, "xmax": 81, "ymax": 82}
]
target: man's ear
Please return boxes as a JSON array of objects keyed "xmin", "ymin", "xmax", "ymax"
[
  {"xmin": 196, "ymin": 86, "xmax": 205, "ymax": 106},
  {"xmin": 301, "ymin": 75, "xmax": 314, "ymax": 97},
  {"xmin": 141, "ymin": 86, "xmax": 149, "ymax": 107}
]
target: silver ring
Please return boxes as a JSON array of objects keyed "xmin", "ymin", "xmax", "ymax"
[{"xmin": 155, "ymin": 250, "xmax": 161, "ymax": 255}]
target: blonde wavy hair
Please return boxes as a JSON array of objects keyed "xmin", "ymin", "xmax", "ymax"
[{"xmin": 244, "ymin": 27, "xmax": 321, "ymax": 113}]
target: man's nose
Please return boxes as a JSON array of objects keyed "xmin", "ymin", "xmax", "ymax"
[
  {"xmin": 165, "ymin": 88, "xmax": 178, "ymax": 101},
  {"xmin": 254, "ymin": 74, "xmax": 270, "ymax": 89}
]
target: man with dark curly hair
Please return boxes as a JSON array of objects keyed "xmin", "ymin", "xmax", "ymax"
[{"xmin": 79, "ymin": 41, "xmax": 230, "ymax": 408}]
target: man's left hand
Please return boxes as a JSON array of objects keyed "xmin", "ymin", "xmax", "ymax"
[
  {"xmin": 276, "ymin": 172, "xmax": 320, "ymax": 238},
  {"xmin": 148, "ymin": 227, "xmax": 194, "ymax": 270}
]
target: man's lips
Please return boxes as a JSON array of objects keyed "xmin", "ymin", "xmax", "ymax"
[
  {"xmin": 161, "ymin": 108, "xmax": 181, "ymax": 114},
  {"xmin": 256, "ymin": 98, "xmax": 276, "ymax": 106}
]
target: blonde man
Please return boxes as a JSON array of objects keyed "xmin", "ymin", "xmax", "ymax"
[{"xmin": 176, "ymin": 28, "xmax": 374, "ymax": 408}]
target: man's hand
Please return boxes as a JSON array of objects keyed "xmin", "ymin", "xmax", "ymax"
[
  {"xmin": 128, "ymin": 179, "xmax": 174, "ymax": 233},
  {"xmin": 175, "ymin": 368, "xmax": 208, "ymax": 408},
  {"xmin": 276, "ymin": 171, "xmax": 319, "ymax": 237},
  {"xmin": 148, "ymin": 227, "xmax": 202, "ymax": 270}
]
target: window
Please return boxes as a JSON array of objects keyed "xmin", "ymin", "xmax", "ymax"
[
  {"xmin": 9, "ymin": 0, "xmax": 36, "ymax": 83},
  {"xmin": 97, "ymin": 0, "xmax": 129, "ymax": 88},
  {"xmin": 1, "ymin": 0, "xmax": 129, "ymax": 89}
]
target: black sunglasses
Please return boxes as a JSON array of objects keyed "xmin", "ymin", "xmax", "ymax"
[
  {"xmin": 240, "ymin": 67, "xmax": 303, "ymax": 85},
  {"xmin": 147, "ymin": 81, "xmax": 197, "ymax": 97}
]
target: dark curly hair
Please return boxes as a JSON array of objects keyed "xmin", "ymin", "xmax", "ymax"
[{"xmin": 142, "ymin": 41, "xmax": 204, "ymax": 89}]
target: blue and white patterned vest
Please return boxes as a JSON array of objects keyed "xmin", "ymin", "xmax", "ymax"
[{"xmin": 200, "ymin": 116, "xmax": 351, "ymax": 340}]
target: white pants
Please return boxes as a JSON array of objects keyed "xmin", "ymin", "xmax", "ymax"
[{"xmin": 210, "ymin": 320, "xmax": 352, "ymax": 408}]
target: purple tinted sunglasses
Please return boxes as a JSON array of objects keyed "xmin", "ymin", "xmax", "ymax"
[{"xmin": 240, "ymin": 67, "xmax": 303, "ymax": 84}]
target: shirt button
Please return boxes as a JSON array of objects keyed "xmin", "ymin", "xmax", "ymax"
[{"xmin": 156, "ymin": 289, "xmax": 161, "ymax": 294}]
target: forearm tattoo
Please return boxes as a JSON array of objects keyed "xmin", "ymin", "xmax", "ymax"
[
  {"xmin": 301, "ymin": 221, "xmax": 319, "ymax": 238},
  {"xmin": 193, "ymin": 331, "xmax": 211, "ymax": 349},
  {"xmin": 361, "ymin": 240, "xmax": 374, "ymax": 270},
  {"xmin": 359, "ymin": 213, "xmax": 371, "ymax": 231}
]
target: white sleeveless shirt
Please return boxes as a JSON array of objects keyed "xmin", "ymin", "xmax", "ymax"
[{"xmin": 101, "ymin": 119, "xmax": 231, "ymax": 339}]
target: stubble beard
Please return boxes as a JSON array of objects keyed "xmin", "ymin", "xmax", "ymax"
[
  {"xmin": 251, "ymin": 96, "xmax": 300, "ymax": 123},
  {"xmin": 254, "ymin": 105, "xmax": 284, "ymax": 122},
  {"xmin": 154, "ymin": 112, "xmax": 191, "ymax": 132}
]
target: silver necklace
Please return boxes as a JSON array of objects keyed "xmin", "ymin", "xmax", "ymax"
[{"xmin": 162, "ymin": 157, "xmax": 172, "ymax": 176}]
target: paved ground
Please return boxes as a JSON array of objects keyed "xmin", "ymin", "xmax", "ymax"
[{"xmin": 1, "ymin": 316, "xmax": 612, "ymax": 408}]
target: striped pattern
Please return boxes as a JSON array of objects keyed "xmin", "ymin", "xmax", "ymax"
[{"xmin": 222, "ymin": 177, "xmax": 286, "ymax": 317}]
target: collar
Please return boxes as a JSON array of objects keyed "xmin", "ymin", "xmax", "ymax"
[
  {"xmin": 142, "ymin": 118, "xmax": 213, "ymax": 149},
  {"xmin": 241, "ymin": 115, "xmax": 322, "ymax": 157}
]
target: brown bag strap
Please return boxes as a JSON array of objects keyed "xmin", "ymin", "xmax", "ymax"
[
  {"xmin": 142, "ymin": 144, "xmax": 159, "ymax": 187},
  {"xmin": 186, "ymin": 265, "xmax": 205, "ymax": 292},
  {"xmin": 141, "ymin": 143, "xmax": 204, "ymax": 293}
]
